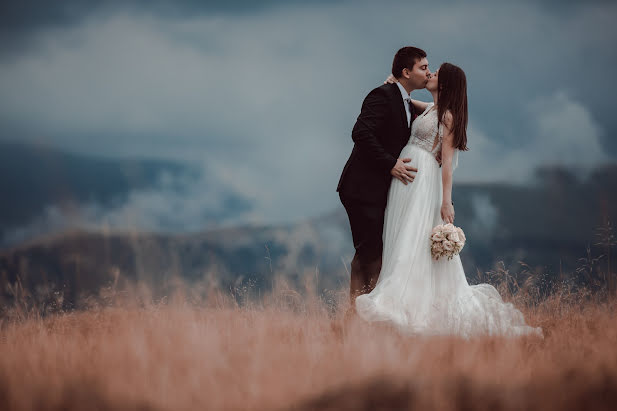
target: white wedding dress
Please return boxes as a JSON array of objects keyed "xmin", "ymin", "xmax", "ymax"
[{"xmin": 355, "ymin": 103, "xmax": 543, "ymax": 339}]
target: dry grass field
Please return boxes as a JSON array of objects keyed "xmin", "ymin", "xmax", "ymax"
[{"xmin": 1, "ymin": 273, "xmax": 616, "ymax": 411}]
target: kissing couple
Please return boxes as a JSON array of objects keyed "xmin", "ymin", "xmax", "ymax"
[{"xmin": 336, "ymin": 46, "xmax": 543, "ymax": 339}]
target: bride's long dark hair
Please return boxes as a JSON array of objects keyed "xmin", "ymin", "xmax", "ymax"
[{"xmin": 437, "ymin": 62, "xmax": 469, "ymax": 151}]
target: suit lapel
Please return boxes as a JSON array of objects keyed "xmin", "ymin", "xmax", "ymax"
[{"xmin": 387, "ymin": 83, "xmax": 409, "ymax": 132}]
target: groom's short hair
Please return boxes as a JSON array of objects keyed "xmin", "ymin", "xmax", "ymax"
[{"xmin": 392, "ymin": 47, "xmax": 427, "ymax": 78}]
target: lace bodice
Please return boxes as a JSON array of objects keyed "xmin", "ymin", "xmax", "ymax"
[{"xmin": 409, "ymin": 103, "xmax": 442, "ymax": 158}]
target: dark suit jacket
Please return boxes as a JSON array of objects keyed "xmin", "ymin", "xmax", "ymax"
[{"xmin": 336, "ymin": 83, "xmax": 414, "ymax": 206}]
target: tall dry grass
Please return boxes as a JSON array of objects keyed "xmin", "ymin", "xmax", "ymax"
[{"xmin": 1, "ymin": 266, "xmax": 616, "ymax": 411}]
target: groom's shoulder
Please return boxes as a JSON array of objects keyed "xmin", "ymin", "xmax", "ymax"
[
  {"xmin": 364, "ymin": 83, "xmax": 396, "ymax": 101},
  {"xmin": 370, "ymin": 82, "xmax": 396, "ymax": 95}
]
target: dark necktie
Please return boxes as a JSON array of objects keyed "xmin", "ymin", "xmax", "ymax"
[{"xmin": 404, "ymin": 98, "xmax": 411, "ymax": 126}]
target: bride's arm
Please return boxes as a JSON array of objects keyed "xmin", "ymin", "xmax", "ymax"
[
  {"xmin": 410, "ymin": 99, "xmax": 430, "ymax": 112},
  {"xmin": 383, "ymin": 75, "xmax": 431, "ymax": 112},
  {"xmin": 440, "ymin": 112, "xmax": 456, "ymax": 224}
]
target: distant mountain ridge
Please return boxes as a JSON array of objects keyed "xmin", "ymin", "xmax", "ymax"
[
  {"xmin": 0, "ymin": 141, "xmax": 187, "ymax": 236},
  {"xmin": 1, "ymin": 140, "xmax": 615, "ymax": 310},
  {"xmin": 1, "ymin": 162, "xmax": 616, "ymax": 311},
  {"xmin": 0, "ymin": 140, "xmax": 253, "ymax": 247}
]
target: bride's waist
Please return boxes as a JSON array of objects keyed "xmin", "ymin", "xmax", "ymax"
[{"xmin": 403, "ymin": 141, "xmax": 439, "ymax": 158}]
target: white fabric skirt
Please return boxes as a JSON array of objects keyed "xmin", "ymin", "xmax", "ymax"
[{"xmin": 355, "ymin": 144, "xmax": 543, "ymax": 339}]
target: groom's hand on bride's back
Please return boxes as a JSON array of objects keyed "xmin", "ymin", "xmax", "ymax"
[{"xmin": 391, "ymin": 158, "xmax": 417, "ymax": 185}]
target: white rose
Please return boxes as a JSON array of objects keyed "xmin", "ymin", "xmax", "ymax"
[
  {"xmin": 447, "ymin": 232, "xmax": 460, "ymax": 242},
  {"xmin": 431, "ymin": 232, "xmax": 445, "ymax": 242},
  {"xmin": 442, "ymin": 225, "xmax": 456, "ymax": 236},
  {"xmin": 443, "ymin": 240, "xmax": 454, "ymax": 251}
]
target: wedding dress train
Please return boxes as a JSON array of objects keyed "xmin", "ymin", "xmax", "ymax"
[{"xmin": 355, "ymin": 104, "xmax": 543, "ymax": 339}]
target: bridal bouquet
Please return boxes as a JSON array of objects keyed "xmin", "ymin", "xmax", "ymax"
[{"xmin": 430, "ymin": 223, "xmax": 466, "ymax": 260}]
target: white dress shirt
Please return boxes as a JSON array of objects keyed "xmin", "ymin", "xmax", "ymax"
[{"xmin": 396, "ymin": 81, "xmax": 412, "ymax": 127}]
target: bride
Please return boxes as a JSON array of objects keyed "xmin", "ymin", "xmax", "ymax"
[{"xmin": 355, "ymin": 63, "xmax": 543, "ymax": 339}]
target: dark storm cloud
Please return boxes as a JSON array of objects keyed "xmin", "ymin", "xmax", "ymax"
[
  {"xmin": 0, "ymin": 0, "xmax": 609, "ymax": 36},
  {"xmin": 0, "ymin": 0, "xmax": 616, "ymax": 228},
  {"xmin": 0, "ymin": 0, "xmax": 334, "ymax": 56},
  {"xmin": 0, "ymin": 0, "xmax": 335, "ymax": 34}
]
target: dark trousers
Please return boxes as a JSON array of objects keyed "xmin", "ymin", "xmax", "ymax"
[{"xmin": 339, "ymin": 193, "xmax": 385, "ymax": 308}]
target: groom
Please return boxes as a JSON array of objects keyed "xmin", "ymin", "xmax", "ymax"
[{"xmin": 336, "ymin": 46, "xmax": 431, "ymax": 314}]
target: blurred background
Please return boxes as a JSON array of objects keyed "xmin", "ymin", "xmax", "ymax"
[{"xmin": 1, "ymin": 0, "xmax": 616, "ymax": 308}]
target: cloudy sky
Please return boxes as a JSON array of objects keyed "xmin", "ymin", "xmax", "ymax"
[{"xmin": 1, "ymin": 0, "xmax": 616, "ymax": 232}]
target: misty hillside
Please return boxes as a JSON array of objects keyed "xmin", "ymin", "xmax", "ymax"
[
  {"xmin": 1, "ymin": 163, "xmax": 616, "ymax": 310},
  {"xmin": 0, "ymin": 212, "xmax": 350, "ymax": 310},
  {"xmin": 0, "ymin": 141, "xmax": 186, "ymax": 231},
  {"xmin": 0, "ymin": 141, "xmax": 253, "ymax": 247}
]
